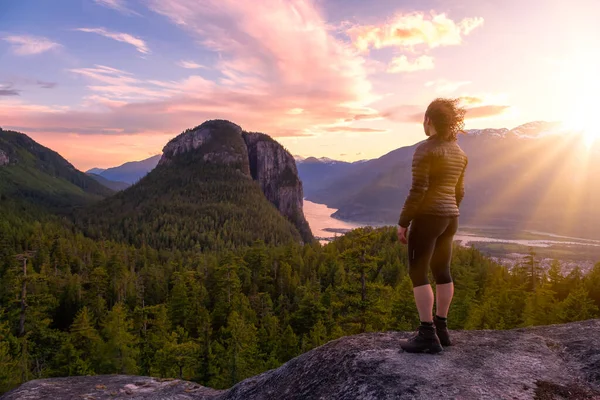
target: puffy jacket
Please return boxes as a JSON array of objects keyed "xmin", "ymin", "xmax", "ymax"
[{"xmin": 398, "ymin": 135, "xmax": 468, "ymax": 228}]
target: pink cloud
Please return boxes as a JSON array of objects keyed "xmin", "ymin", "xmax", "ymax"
[
  {"xmin": 177, "ymin": 60, "xmax": 207, "ymax": 69},
  {"xmin": 425, "ymin": 79, "xmax": 472, "ymax": 93},
  {"xmin": 321, "ymin": 127, "xmax": 387, "ymax": 133},
  {"xmin": 347, "ymin": 12, "xmax": 484, "ymax": 52},
  {"xmin": 466, "ymin": 105, "xmax": 510, "ymax": 119},
  {"xmin": 146, "ymin": 0, "xmax": 376, "ymax": 103},
  {"xmin": 4, "ymin": 0, "xmax": 388, "ymax": 168},
  {"xmin": 459, "ymin": 96, "xmax": 484, "ymax": 106},
  {"xmin": 387, "ymin": 55, "xmax": 435, "ymax": 73},
  {"xmin": 383, "ymin": 103, "xmax": 510, "ymax": 124},
  {"xmin": 2, "ymin": 35, "xmax": 60, "ymax": 55},
  {"xmin": 75, "ymin": 28, "xmax": 149, "ymax": 54},
  {"xmin": 94, "ymin": 0, "xmax": 140, "ymax": 16}
]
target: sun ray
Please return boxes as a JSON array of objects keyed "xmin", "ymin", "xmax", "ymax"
[
  {"xmin": 527, "ymin": 137, "xmax": 591, "ymax": 235},
  {"xmin": 470, "ymin": 133, "xmax": 577, "ymax": 225}
]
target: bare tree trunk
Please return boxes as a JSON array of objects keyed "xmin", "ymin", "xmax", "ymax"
[
  {"xmin": 19, "ymin": 258, "xmax": 27, "ymax": 337},
  {"xmin": 361, "ymin": 267, "xmax": 366, "ymax": 333}
]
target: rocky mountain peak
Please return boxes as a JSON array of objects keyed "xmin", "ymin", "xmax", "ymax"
[
  {"xmin": 159, "ymin": 119, "xmax": 246, "ymax": 169},
  {"xmin": 508, "ymin": 121, "xmax": 564, "ymax": 138},
  {"xmin": 3, "ymin": 319, "xmax": 599, "ymax": 399},
  {"xmin": 464, "ymin": 128, "xmax": 510, "ymax": 138},
  {"xmin": 155, "ymin": 120, "xmax": 313, "ymax": 243}
]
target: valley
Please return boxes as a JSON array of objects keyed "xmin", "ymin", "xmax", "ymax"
[{"xmin": 303, "ymin": 200, "xmax": 600, "ymax": 273}]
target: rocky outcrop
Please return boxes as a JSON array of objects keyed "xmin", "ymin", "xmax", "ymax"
[
  {"xmin": 4, "ymin": 319, "xmax": 599, "ymax": 400},
  {"xmin": 243, "ymin": 132, "xmax": 313, "ymax": 243},
  {"xmin": 0, "ymin": 149, "xmax": 8, "ymax": 166},
  {"xmin": 158, "ymin": 120, "xmax": 250, "ymax": 175},
  {"xmin": 155, "ymin": 120, "xmax": 313, "ymax": 243}
]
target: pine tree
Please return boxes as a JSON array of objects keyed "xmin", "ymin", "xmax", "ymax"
[
  {"xmin": 558, "ymin": 286, "xmax": 599, "ymax": 323},
  {"xmin": 0, "ymin": 341, "xmax": 20, "ymax": 393},
  {"xmin": 278, "ymin": 325, "xmax": 298, "ymax": 363},
  {"xmin": 391, "ymin": 275, "xmax": 419, "ymax": 331},
  {"xmin": 308, "ymin": 319, "xmax": 327, "ymax": 350},
  {"xmin": 52, "ymin": 339, "xmax": 81, "ymax": 377},
  {"xmin": 584, "ymin": 263, "xmax": 600, "ymax": 308},
  {"xmin": 220, "ymin": 311, "xmax": 261, "ymax": 387},
  {"xmin": 100, "ymin": 303, "xmax": 138, "ymax": 374},
  {"xmin": 0, "ymin": 319, "xmax": 20, "ymax": 393},
  {"xmin": 210, "ymin": 255, "xmax": 243, "ymax": 330},
  {"xmin": 70, "ymin": 307, "xmax": 102, "ymax": 356},
  {"xmin": 547, "ymin": 260, "xmax": 566, "ymax": 300},
  {"xmin": 338, "ymin": 228, "xmax": 386, "ymax": 333},
  {"xmin": 155, "ymin": 327, "xmax": 199, "ymax": 379},
  {"xmin": 69, "ymin": 307, "xmax": 102, "ymax": 374},
  {"xmin": 521, "ymin": 285, "xmax": 559, "ymax": 327},
  {"xmin": 169, "ymin": 274, "xmax": 190, "ymax": 329}
]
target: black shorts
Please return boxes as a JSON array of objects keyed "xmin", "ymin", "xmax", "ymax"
[{"xmin": 407, "ymin": 215, "xmax": 458, "ymax": 287}]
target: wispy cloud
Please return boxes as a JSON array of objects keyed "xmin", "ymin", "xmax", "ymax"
[
  {"xmin": 177, "ymin": 60, "xmax": 206, "ymax": 69},
  {"xmin": 37, "ymin": 80, "xmax": 57, "ymax": 89},
  {"xmin": 2, "ymin": 35, "xmax": 60, "ymax": 55},
  {"xmin": 459, "ymin": 96, "xmax": 484, "ymax": 106},
  {"xmin": 0, "ymin": 87, "xmax": 20, "ymax": 96},
  {"xmin": 322, "ymin": 126, "xmax": 387, "ymax": 133},
  {"xmin": 68, "ymin": 65, "xmax": 177, "ymax": 101},
  {"xmin": 94, "ymin": 0, "xmax": 140, "ymax": 16},
  {"xmin": 347, "ymin": 12, "xmax": 484, "ymax": 52},
  {"xmin": 466, "ymin": 105, "xmax": 510, "ymax": 119},
  {"xmin": 387, "ymin": 55, "xmax": 434, "ymax": 73},
  {"xmin": 386, "ymin": 102, "xmax": 510, "ymax": 124},
  {"xmin": 75, "ymin": 28, "xmax": 149, "ymax": 54},
  {"xmin": 425, "ymin": 79, "xmax": 471, "ymax": 93}
]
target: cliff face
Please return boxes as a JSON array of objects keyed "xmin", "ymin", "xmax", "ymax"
[
  {"xmin": 243, "ymin": 132, "xmax": 313, "ymax": 243},
  {"xmin": 0, "ymin": 149, "xmax": 8, "ymax": 166},
  {"xmin": 3, "ymin": 319, "xmax": 599, "ymax": 400},
  {"xmin": 156, "ymin": 120, "xmax": 313, "ymax": 243}
]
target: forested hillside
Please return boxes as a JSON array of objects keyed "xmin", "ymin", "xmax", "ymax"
[
  {"xmin": 1, "ymin": 206, "xmax": 598, "ymax": 394},
  {"xmin": 0, "ymin": 129, "xmax": 113, "ymax": 211}
]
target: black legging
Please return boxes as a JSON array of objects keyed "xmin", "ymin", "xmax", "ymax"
[{"xmin": 407, "ymin": 215, "xmax": 458, "ymax": 287}]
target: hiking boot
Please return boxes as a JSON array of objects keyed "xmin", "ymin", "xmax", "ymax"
[
  {"xmin": 400, "ymin": 324, "xmax": 443, "ymax": 354},
  {"xmin": 434, "ymin": 316, "xmax": 452, "ymax": 347}
]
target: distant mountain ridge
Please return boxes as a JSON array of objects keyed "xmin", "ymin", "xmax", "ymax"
[
  {"xmin": 299, "ymin": 121, "xmax": 600, "ymax": 239},
  {"xmin": 87, "ymin": 154, "xmax": 161, "ymax": 184},
  {"xmin": 86, "ymin": 167, "xmax": 105, "ymax": 175},
  {"xmin": 86, "ymin": 173, "xmax": 130, "ymax": 191}
]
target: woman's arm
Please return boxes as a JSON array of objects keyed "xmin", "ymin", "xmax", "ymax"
[
  {"xmin": 398, "ymin": 145, "xmax": 430, "ymax": 228},
  {"xmin": 455, "ymin": 158, "xmax": 467, "ymax": 207}
]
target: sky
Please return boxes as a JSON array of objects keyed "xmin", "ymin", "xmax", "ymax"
[{"xmin": 1, "ymin": 0, "xmax": 599, "ymax": 170}]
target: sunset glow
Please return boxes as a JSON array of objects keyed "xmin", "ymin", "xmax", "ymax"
[
  {"xmin": 563, "ymin": 108, "xmax": 600, "ymax": 149},
  {"xmin": 1, "ymin": 0, "xmax": 600, "ymax": 170}
]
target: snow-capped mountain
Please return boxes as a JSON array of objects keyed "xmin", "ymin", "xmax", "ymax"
[
  {"xmin": 301, "ymin": 121, "xmax": 600, "ymax": 239},
  {"xmin": 296, "ymin": 156, "xmax": 346, "ymax": 165}
]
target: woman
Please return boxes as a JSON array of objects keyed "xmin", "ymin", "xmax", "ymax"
[{"xmin": 397, "ymin": 98, "xmax": 468, "ymax": 354}]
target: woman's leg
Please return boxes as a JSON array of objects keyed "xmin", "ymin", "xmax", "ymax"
[
  {"xmin": 430, "ymin": 217, "xmax": 458, "ymax": 347},
  {"xmin": 407, "ymin": 216, "xmax": 445, "ymax": 322},
  {"xmin": 431, "ymin": 217, "xmax": 458, "ymax": 317},
  {"xmin": 402, "ymin": 216, "xmax": 449, "ymax": 353}
]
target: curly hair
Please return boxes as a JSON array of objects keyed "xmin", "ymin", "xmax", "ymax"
[{"xmin": 425, "ymin": 98, "xmax": 466, "ymax": 141}]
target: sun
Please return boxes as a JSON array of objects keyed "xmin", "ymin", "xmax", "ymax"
[{"xmin": 562, "ymin": 108, "xmax": 600, "ymax": 149}]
